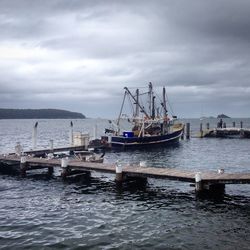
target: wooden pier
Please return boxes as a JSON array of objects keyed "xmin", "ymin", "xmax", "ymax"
[
  {"xmin": 200, "ymin": 128, "xmax": 250, "ymax": 138},
  {"xmin": 22, "ymin": 145, "xmax": 89, "ymax": 156},
  {"xmin": 197, "ymin": 120, "xmax": 250, "ymax": 139},
  {"xmin": 0, "ymin": 154, "xmax": 250, "ymax": 193}
]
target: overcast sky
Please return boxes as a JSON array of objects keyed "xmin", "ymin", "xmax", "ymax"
[{"xmin": 0, "ymin": 0, "xmax": 250, "ymax": 118}]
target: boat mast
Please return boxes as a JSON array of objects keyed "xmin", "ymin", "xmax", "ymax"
[
  {"xmin": 162, "ymin": 87, "xmax": 168, "ymax": 134},
  {"xmin": 148, "ymin": 82, "xmax": 153, "ymax": 118},
  {"xmin": 124, "ymin": 87, "xmax": 150, "ymax": 118},
  {"xmin": 135, "ymin": 88, "xmax": 139, "ymax": 118},
  {"xmin": 152, "ymin": 96, "xmax": 156, "ymax": 120},
  {"xmin": 162, "ymin": 87, "xmax": 168, "ymax": 116}
]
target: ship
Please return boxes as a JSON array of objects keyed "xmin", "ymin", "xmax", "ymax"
[{"xmin": 101, "ymin": 82, "xmax": 184, "ymax": 149}]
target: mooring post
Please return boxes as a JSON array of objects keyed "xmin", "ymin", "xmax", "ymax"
[
  {"xmin": 181, "ymin": 124, "xmax": 185, "ymax": 140},
  {"xmin": 32, "ymin": 122, "xmax": 38, "ymax": 149},
  {"xmin": 61, "ymin": 157, "xmax": 70, "ymax": 179},
  {"xmin": 69, "ymin": 121, "xmax": 74, "ymax": 146},
  {"xmin": 223, "ymin": 122, "xmax": 226, "ymax": 128},
  {"xmin": 240, "ymin": 121, "xmax": 243, "ymax": 128},
  {"xmin": 195, "ymin": 172, "xmax": 203, "ymax": 192},
  {"xmin": 47, "ymin": 148, "xmax": 54, "ymax": 175},
  {"xmin": 186, "ymin": 123, "xmax": 190, "ymax": 139},
  {"xmin": 48, "ymin": 166, "xmax": 54, "ymax": 175},
  {"xmin": 20, "ymin": 156, "xmax": 27, "ymax": 177},
  {"xmin": 206, "ymin": 123, "xmax": 209, "ymax": 130},
  {"xmin": 200, "ymin": 123, "xmax": 203, "ymax": 138},
  {"xmin": 232, "ymin": 121, "xmax": 235, "ymax": 127},
  {"xmin": 115, "ymin": 161, "xmax": 123, "ymax": 182}
]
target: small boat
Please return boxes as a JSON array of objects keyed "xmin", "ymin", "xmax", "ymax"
[{"xmin": 102, "ymin": 82, "xmax": 184, "ymax": 149}]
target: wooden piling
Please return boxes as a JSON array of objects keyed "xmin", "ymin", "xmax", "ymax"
[
  {"xmin": 223, "ymin": 122, "xmax": 226, "ymax": 128},
  {"xmin": 115, "ymin": 162, "xmax": 123, "ymax": 182},
  {"xmin": 208, "ymin": 183, "xmax": 225, "ymax": 193},
  {"xmin": 240, "ymin": 121, "xmax": 243, "ymax": 128},
  {"xmin": 200, "ymin": 123, "xmax": 203, "ymax": 138},
  {"xmin": 195, "ymin": 172, "xmax": 203, "ymax": 192},
  {"xmin": 181, "ymin": 124, "xmax": 185, "ymax": 140},
  {"xmin": 20, "ymin": 156, "xmax": 27, "ymax": 177},
  {"xmin": 32, "ymin": 122, "xmax": 38, "ymax": 149},
  {"xmin": 69, "ymin": 121, "xmax": 73, "ymax": 146},
  {"xmin": 233, "ymin": 121, "xmax": 235, "ymax": 127},
  {"xmin": 206, "ymin": 123, "xmax": 209, "ymax": 130},
  {"xmin": 186, "ymin": 123, "xmax": 190, "ymax": 139},
  {"xmin": 48, "ymin": 166, "xmax": 54, "ymax": 175},
  {"xmin": 61, "ymin": 158, "xmax": 70, "ymax": 179}
]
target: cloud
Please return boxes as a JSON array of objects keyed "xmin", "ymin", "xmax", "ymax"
[{"xmin": 0, "ymin": 0, "xmax": 250, "ymax": 118}]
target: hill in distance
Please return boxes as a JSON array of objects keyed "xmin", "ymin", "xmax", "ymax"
[
  {"xmin": 0, "ymin": 108, "xmax": 86, "ymax": 119},
  {"xmin": 217, "ymin": 114, "xmax": 231, "ymax": 118}
]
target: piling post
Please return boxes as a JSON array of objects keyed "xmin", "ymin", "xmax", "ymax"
[
  {"xmin": 61, "ymin": 158, "xmax": 70, "ymax": 179},
  {"xmin": 181, "ymin": 132, "xmax": 184, "ymax": 140},
  {"xmin": 48, "ymin": 166, "xmax": 54, "ymax": 175},
  {"xmin": 195, "ymin": 172, "xmax": 203, "ymax": 192},
  {"xmin": 206, "ymin": 123, "xmax": 209, "ymax": 130},
  {"xmin": 186, "ymin": 123, "xmax": 190, "ymax": 139},
  {"xmin": 200, "ymin": 123, "xmax": 203, "ymax": 138},
  {"xmin": 20, "ymin": 156, "xmax": 27, "ymax": 177},
  {"xmin": 115, "ymin": 161, "xmax": 123, "ymax": 182},
  {"xmin": 181, "ymin": 124, "xmax": 185, "ymax": 140},
  {"xmin": 69, "ymin": 121, "xmax": 74, "ymax": 146},
  {"xmin": 240, "ymin": 121, "xmax": 243, "ymax": 128},
  {"xmin": 232, "ymin": 121, "xmax": 235, "ymax": 127},
  {"xmin": 223, "ymin": 122, "xmax": 226, "ymax": 128},
  {"xmin": 208, "ymin": 183, "xmax": 225, "ymax": 194},
  {"xmin": 47, "ymin": 150, "xmax": 54, "ymax": 175},
  {"xmin": 32, "ymin": 122, "xmax": 38, "ymax": 149}
]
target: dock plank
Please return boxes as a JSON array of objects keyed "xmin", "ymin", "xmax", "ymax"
[
  {"xmin": 9, "ymin": 145, "xmax": 89, "ymax": 156},
  {"xmin": 0, "ymin": 155, "xmax": 250, "ymax": 185}
]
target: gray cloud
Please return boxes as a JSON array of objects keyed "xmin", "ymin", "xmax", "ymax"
[{"xmin": 0, "ymin": 0, "xmax": 250, "ymax": 118}]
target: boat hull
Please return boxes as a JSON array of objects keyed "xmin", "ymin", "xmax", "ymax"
[{"xmin": 110, "ymin": 128, "xmax": 183, "ymax": 149}]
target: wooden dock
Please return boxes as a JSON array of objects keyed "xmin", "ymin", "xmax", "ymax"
[
  {"xmin": 197, "ymin": 124, "xmax": 250, "ymax": 139},
  {"xmin": 15, "ymin": 145, "xmax": 89, "ymax": 156},
  {"xmin": 0, "ymin": 154, "xmax": 250, "ymax": 193}
]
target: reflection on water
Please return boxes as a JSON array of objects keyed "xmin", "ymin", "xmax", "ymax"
[{"xmin": 0, "ymin": 118, "xmax": 250, "ymax": 249}]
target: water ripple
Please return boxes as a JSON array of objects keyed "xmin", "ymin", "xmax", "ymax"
[{"xmin": 0, "ymin": 119, "xmax": 250, "ymax": 249}]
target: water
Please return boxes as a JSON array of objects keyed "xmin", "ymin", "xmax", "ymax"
[{"xmin": 0, "ymin": 118, "xmax": 250, "ymax": 249}]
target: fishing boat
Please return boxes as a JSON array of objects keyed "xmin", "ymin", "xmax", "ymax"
[{"xmin": 102, "ymin": 82, "xmax": 184, "ymax": 149}]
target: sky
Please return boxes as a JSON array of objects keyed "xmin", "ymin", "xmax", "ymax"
[{"xmin": 0, "ymin": 0, "xmax": 250, "ymax": 118}]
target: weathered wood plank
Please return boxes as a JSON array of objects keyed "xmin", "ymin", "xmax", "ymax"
[
  {"xmin": 0, "ymin": 154, "xmax": 250, "ymax": 185},
  {"xmin": 9, "ymin": 145, "xmax": 88, "ymax": 156}
]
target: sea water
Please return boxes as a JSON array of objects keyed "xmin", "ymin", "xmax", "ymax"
[{"xmin": 0, "ymin": 118, "xmax": 249, "ymax": 249}]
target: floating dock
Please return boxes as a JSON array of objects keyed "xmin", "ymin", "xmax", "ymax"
[{"xmin": 1, "ymin": 154, "xmax": 249, "ymax": 193}]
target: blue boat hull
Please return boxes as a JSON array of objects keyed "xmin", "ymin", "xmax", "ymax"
[{"xmin": 111, "ymin": 128, "xmax": 183, "ymax": 149}]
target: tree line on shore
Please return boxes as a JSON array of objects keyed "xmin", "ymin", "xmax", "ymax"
[{"xmin": 0, "ymin": 108, "xmax": 86, "ymax": 119}]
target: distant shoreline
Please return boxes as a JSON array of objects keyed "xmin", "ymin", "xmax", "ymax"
[{"xmin": 0, "ymin": 108, "xmax": 86, "ymax": 119}]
